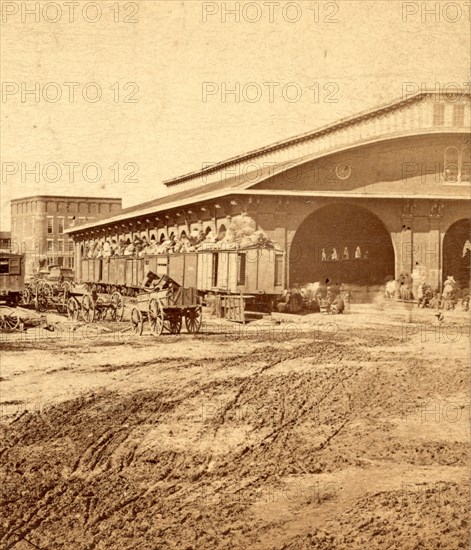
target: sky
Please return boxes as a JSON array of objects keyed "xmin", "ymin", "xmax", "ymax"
[{"xmin": 1, "ymin": 0, "xmax": 470, "ymax": 229}]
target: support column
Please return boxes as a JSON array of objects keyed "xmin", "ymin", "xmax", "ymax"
[
  {"xmin": 398, "ymin": 200, "xmax": 415, "ymax": 276},
  {"xmin": 74, "ymin": 240, "xmax": 82, "ymax": 281},
  {"xmin": 427, "ymin": 202, "xmax": 443, "ymax": 290}
]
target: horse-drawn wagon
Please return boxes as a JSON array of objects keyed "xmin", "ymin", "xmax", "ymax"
[{"xmin": 130, "ymin": 275, "xmax": 202, "ymax": 336}]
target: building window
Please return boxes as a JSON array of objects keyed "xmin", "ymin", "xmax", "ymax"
[
  {"xmin": 47, "ymin": 240, "xmax": 54, "ymax": 253},
  {"xmin": 453, "ymin": 104, "xmax": 465, "ymax": 127},
  {"xmin": 237, "ymin": 253, "xmax": 246, "ymax": 286},
  {"xmin": 433, "ymin": 104, "xmax": 445, "ymax": 126},
  {"xmin": 461, "ymin": 146, "xmax": 470, "ymax": 182},
  {"xmin": 444, "ymin": 145, "xmax": 470, "ymax": 183},
  {"xmin": 69, "ymin": 216, "xmax": 76, "ymax": 227},
  {"xmin": 47, "ymin": 218, "xmax": 53, "ymax": 234},
  {"xmin": 68, "ymin": 241, "xmax": 74, "ymax": 253},
  {"xmin": 58, "ymin": 217, "xmax": 64, "ymax": 234},
  {"xmin": 57, "ymin": 240, "xmax": 64, "ymax": 253},
  {"xmin": 79, "ymin": 217, "xmax": 86, "ymax": 225},
  {"xmin": 274, "ymin": 254, "xmax": 283, "ymax": 286}
]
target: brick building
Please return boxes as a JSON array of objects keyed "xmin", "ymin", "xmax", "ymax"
[
  {"xmin": 11, "ymin": 195, "xmax": 122, "ymax": 276},
  {"xmin": 67, "ymin": 92, "xmax": 470, "ymax": 297}
]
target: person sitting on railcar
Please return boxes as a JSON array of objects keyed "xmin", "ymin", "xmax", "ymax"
[
  {"xmin": 103, "ymin": 239, "xmax": 112, "ymax": 258},
  {"xmin": 88, "ymin": 241, "xmax": 97, "ymax": 258},
  {"xmin": 117, "ymin": 239, "xmax": 126, "ymax": 255},
  {"xmin": 124, "ymin": 239, "xmax": 134, "ymax": 256}
]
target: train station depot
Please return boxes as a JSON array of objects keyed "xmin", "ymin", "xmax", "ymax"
[{"xmin": 66, "ymin": 91, "xmax": 471, "ymax": 300}]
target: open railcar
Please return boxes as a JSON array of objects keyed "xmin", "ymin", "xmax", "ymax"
[{"xmin": 78, "ymin": 248, "xmax": 285, "ymax": 321}]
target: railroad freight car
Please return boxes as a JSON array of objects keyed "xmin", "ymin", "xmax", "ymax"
[
  {"xmin": 78, "ymin": 248, "xmax": 286, "ymax": 319},
  {"xmin": 0, "ymin": 253, "xmax": 25, "ymax": 306}
]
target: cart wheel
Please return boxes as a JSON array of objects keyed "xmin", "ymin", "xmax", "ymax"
[
  {"xmin": 148, "ymin": 298, "xmax": 164, "ymax": 336},
  {"xmin": 39, "ymin": 281, "xmax": 53, "ymax": 301},
  {"xmin": 110, "ymin": 292, "xmax": 125, "ymax": 322},
  {"xmin": 185, "ymin": 306, "xmax": 202, "ymax": 334},
  {"xmin": 61, "ymin": 281, "xmax": 72, "ymax": 292},
  {"xmin": 67, "ymin": 297, "xmax": 80, "ymax": 321},
  {"xmin": 22, "ymin": 287, "xmax": 31, "ymax": 305},
  {"xmin": 167, "ymin": 313, "xmax": 182, "ymax": 335},
  {"xmin": 130, "ymin": 307, "xmax": 143, "ymax": 335},
  {"xmin": 81, "ymin": 293, "xmax": 95, "ymax": 323},
  {"xmin": 35, "ymin": 293, "xmax": 48, "ymax": 313},
  {"xmin": 0, "ymin": 309, "xmax": 20, "ymax": 332}
]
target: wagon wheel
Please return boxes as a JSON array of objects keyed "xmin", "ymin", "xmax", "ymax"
[
  {"xmin": 0, "ymin": 308, "xmax": 20, "ymax": 332},
  {"xmin": 148, "ymin": 298, "xmax": 164, "ymax": 336},
  {"xmin": 185, "ymin": 306, "xmax": 202, "ymax": 334},
  {"xmin": 130, "ymin": 307, "xmax": 143, "ymax": 335},
  {"xmin": 35, "ymin": 291, "xmax": 48, "ymax": 313},
  {"xmin": 81, "ymin": 293, "xmax": 95, "ymax": 323},
  {"xmin": 38, "ymin": 281, "xmax": 53, "ymax": 301},
  {"xmin": 110, "ymin": 292, "xmax": 125, "ymax": 322},
  {"xmin": 22, "ymin": 286, "xmax": 31, "ymax": 306},
  {"xmin": 61, "ymin": 280, "xmax": 72, "ymax": 292},
  {"xmin": 67, "ymin": 297, "xmax": 80, "ymax": 321},
  {"xmin": 166, "ymin": 312, "xmax": 182, "ymax": 335}
]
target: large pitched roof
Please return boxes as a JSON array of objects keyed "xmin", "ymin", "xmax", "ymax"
[{"xmin": 65, "ymin": 91, "xmax": 470, "ymax": 235}]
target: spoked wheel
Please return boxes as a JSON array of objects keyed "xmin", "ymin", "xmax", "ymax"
[
  {"xmin": 166, "ymin": 312, "xmax": 182, "ymax": 335},
  {"xmin": 185, "ymin": 306, "xmax": 202, "ymax": 334},
  {"xmin": 148, "ymin": 298, "xmax": 164, "ymax": 336},
  {"xmin": 61, "ymin": 281, "xmax": 72, "ymax": 292},
  {"xmin": 35, "ymin": 291, "xmax": 48, "ymax": 313},
  {"xmin": 110, "ymin": 292, "xmax": 125, "ymax": 321},
  {"xmin": 81, "ymin": 293, "xmax": 95, "ymax": 323},
  {"xmin": 21, "ymin": 287, "xmax": 31, "ymax": 306},
  {"xmin": 130, "ymin": 307, "xmax": 143, "ymax": 335},
  {"xmin": 38, "ymin": 281, "xmax": 53, "ymax": 301},
  {"xmin": 0, "ymin": 308, "xmax": 20, "ymax": 332},
  {"xmin": 67, "ymin": 297, "xmax": 80, "ymax": 321}
]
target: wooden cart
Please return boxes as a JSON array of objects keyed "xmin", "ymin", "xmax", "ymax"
[
  {"xmin": 130, "ymin": 286, "xmax": 202, "ymax": 336},
  {"xmin": 65, "ymin": 287, "xmax": 125, "ymax": 323}
]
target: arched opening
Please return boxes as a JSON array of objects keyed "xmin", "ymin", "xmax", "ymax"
[
  {"xmin": 443, "ymin": 219, "xmax": 470, "ymax": 290},
  {"xmin": 180, "ymin": 230, "xmax": 188, "ymax": 239},
  {"xmin": 159, "ymin": 233, "xmax": 166, "ymax": 243},
  {"xmin": 205, "ymin": 226, "xmax": 212, "ymax": 236},
  {"xmin": 290, "ymin": 203, "xmax": 395, "ymax": 286},
  {"xmin": 217, "ymin": 224, "xmax": 227, "ymax": 241}
]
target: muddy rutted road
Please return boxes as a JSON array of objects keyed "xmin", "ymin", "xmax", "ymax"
[{"xmin": 1, "ymin": 314, "xmax": 470, "ymax": 549}]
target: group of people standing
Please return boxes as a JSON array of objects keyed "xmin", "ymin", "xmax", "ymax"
[
  {"xmin": 321, "ymin": 246, "xmax": 368, "ymax": 261},
  {"xmin": 277, "ymin": 285, "xmax": 345, "ymax": 314}
]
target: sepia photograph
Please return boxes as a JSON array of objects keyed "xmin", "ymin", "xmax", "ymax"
[{"xmin": 0, "ymin": 1, "xmax": 470, "ymax": 548}]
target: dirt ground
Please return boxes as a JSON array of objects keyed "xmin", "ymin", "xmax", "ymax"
[{"xmin": 1, "ymin": 303, "xmax": 470, "ymax": 549}]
